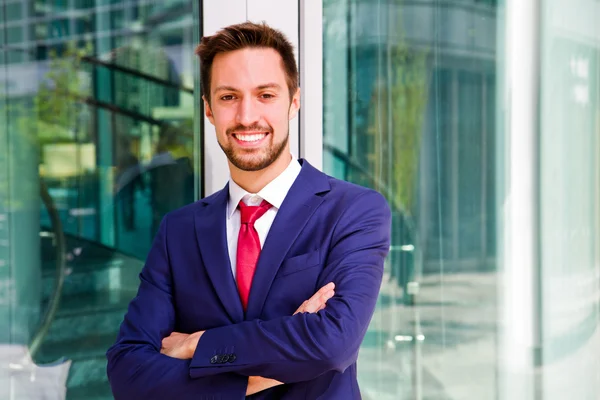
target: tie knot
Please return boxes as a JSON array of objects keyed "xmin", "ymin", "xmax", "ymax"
[{"xmin": 239, "ymin": 199, "xmax": 271, "ymax": 225}]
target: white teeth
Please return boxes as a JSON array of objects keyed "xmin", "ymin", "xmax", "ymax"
[{"xmin": 236, "ymin": 133, "xmax": 266, "ymax": 142}]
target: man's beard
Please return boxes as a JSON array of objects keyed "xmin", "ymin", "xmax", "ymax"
[{"xmin": 219, "ymin": 124, "xmax": 289, "ymax": 172}]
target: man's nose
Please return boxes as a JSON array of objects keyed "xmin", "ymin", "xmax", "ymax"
[{"xmin": 236, "ymin": 97, "xmax": 260, "ymax": 126}]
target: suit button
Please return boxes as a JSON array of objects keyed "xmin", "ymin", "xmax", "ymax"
[
  {"xmin": 218, "ymin": 354, "xmax": 229, "ymax": 364},
  {"xmin": 228, "ymin": 354, "xmax": 237, "ymax": 363},
  {"xmin": 210, "ymin": 355, "xmax": 219, "ymax": 364}
]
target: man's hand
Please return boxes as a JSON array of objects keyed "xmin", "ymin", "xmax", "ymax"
[
  {"xmin": 160, "ymin": 331, "xmax": 203, "ymax": 359},
  {"xmin": 294, "ymin": 282, "xmax": 335, "ymax": 315},
  {"xmin": 246, "ymin": 376, "xmax": 286, "ymax": 396}
]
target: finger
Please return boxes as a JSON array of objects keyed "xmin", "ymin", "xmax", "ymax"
[
  {"xmin": 304, "ymin": 299, "xmax": 324, "ymax": 314},
  {"xmin": 293, "ymin": 300, "xmax": 308, "ymax": 315},
  {"xmin": 313, "ymin": 282, "xmax": 335, "ymax": 298},
  {"xmin": 294, "ymin": 284, "xmax": 335, "ymax": 315},
  {"xmin": 320, "ymin": 289, "xmax": 335, "ymax": 303},
  {"xmin": 310, "ymin": 287, "xmax": 334, "ymax": 307},
  {"xmin": 295, "ymin": 295, "xmax": 319, "ymax": 315},
  {"xmin": 302, "ymin": 297, "xmax": 318, "ymax": 313},
  {"xmin": 306, "ymin": 282, "xmax": 335, "ymax": 307},
  {"xmin": 304, "ymin": 289, "xmax": 334, "ymax": 313}
]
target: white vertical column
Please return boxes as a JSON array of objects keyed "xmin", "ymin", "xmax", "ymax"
[
  {"xmin": 202, "ymin": 0, "xmax": 248, "ymax": 196},
  {"xmin": 299, "ymin": 0, "xmax": 323, "ymax": 170},
  {"xmin": 498, "ymin": 0, "xmax": 542, "ymax": 398}
]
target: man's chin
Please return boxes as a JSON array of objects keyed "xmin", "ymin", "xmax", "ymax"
[
  {"xmin": 223, "ymin": 137, "xmax": 289, "ymax": 172},
  {"xmin": 229, "ymin": 155, "xmax": 273, "ymax": 172}
]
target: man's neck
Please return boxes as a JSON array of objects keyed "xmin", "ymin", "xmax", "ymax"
[{"xmin": 229, "ymin": 153, "xmax": 293, "ymax": 194}]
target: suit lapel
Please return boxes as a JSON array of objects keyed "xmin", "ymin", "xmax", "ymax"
[
  {"xmin": 194, "ymin": 185, "xmax": 244, "ymax": 323},
  {"xmin": 246, "ymin": 161, "xmax": 330, "ymax": 320}
]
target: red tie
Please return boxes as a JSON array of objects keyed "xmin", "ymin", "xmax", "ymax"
[{"xmin": 236, "ymin": 199, "xmax": 271, "ymax": 310}]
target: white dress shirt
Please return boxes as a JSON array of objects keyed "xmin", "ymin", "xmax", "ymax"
[{"xmin": 226, "ymin": 157, "xmax": 302, "ymax": 277}]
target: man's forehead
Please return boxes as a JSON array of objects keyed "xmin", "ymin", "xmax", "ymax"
[{"xmin": 211, "ymin": 48, "xmax": 287, "ymax": 87}]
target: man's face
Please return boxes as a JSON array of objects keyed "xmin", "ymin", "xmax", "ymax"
[{"xmin": 204, "ymin": 47, "xmax": 300, "ymax": 172}]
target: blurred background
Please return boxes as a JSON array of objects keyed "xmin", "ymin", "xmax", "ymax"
[{"xmin": 0, "ymin": 0, "xmax": 598, "ymax": 399}]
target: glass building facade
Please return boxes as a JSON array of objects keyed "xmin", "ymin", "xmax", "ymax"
[{"xmin": 1, "ymin": 0, "xmax": 599, "ymax": 399}]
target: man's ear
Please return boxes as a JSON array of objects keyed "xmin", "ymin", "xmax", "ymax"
[
  {"xmin": 288, "ymin": 88, "xmax": 301, "ymax": 120},
  {"xmin": 203, "ymin": 95, "xmax": 215, "ymax": 125}
]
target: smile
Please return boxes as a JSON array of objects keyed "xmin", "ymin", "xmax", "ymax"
[{"xmin": 233, "ymin": 133, "xmax": 268, "ymax": 143}]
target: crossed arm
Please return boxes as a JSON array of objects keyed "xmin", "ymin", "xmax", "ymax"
[
  {"xmin": 106, "ymin": 191, "xmax": 391, "ymax": 399},
  {"xmin": 160, "ymin": 283, "xmax": 336, "ymax": 395}
]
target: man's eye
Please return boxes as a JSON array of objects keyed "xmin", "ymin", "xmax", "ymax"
[
  {"xmin": 221, "ymin": 95, "xmax": 235, "ymax": 101},
  {"xmin": 260, "ymin": 93, "xmax": 275, "ymax": 99}
]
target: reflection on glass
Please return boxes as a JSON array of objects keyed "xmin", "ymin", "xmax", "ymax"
[
  {"xmin": 323, "ymin": 0, "xmax": 499, "ymax": 398},
  {"xmin": 0, "ymin": 1, "xmax": 198, "ymax": 397},
  {"xmin": 537, "ymin": 0, "xmax": 600, "ymax": 398},
  {"xmin": 324, "ymin": 1, "xmax": 600, "ymax": 399}
]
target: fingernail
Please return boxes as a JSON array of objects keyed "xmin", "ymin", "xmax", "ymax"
[{"xmin": 327, "ymin": 282, "xmax": 335, "ymax": 289}]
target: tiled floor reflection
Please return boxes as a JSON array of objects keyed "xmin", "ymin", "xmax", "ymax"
[
  {"xmin": 359, "ymin": 269, "xmax": 600, "ymax": 400},
  {"xmin": 359, "ymin": 272, "xmax": 499, "ymax": 400}
]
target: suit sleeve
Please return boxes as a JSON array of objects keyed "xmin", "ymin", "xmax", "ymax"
[
  {"xmin": 106, "ymin": 216, "xmax": 248, "ymax": 400},
  {"xmin": 189, "ymin": 190, "xmax": 392, "ymax": 383}
]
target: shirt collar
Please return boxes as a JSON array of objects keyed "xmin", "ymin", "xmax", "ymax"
[{"xmin": 227, "ymin": 156, "xmax": 302, "ymax": 219}]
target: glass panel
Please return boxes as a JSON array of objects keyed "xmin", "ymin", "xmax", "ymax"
[
  {"xmin": 6, "ymin": 27, "xmax": 24, "ymax": 44},
  {"xmin": 323, "ymin": 0, "xmax": 499, "ymax": 398},
  {"xmin": 0, "ymin": 1, "xmax": 199, "ymax": 397},
  {"xmin": 110, "ymin": 9, "xmax": 125, "ymax": 30},
  {"xmin": 539, "ymin": 0, "xmax": 600, "ymax": 398},
  {"xmin": 74, "ymin": 0, "xmax": 95, "ymax": 10},
  {"xmin": 6, "ymin": 2, "xmax": 23, "ymax": 20},
  {"xmin": 74, "ymin": 16, "xmax": 95, "ymax": 35},
  {"xmin": 324, "ymin": 1, "xmax": 600, "ymax": 399}
]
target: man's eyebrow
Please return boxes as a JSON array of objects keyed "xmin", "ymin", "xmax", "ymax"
[
  {"xmin": 256, "ymin": 83, "xmax": 282, "ymax": 90},
  {"xmin": 212, "ymin": 83, "xmax": 282, "ymax": 93},
  {"xmin": 213, "ymin": 85, "xmax": 240, "ymax": 93}
]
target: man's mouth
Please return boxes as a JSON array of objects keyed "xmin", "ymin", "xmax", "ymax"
[{"xmin": 232, "ymin": 132, "xmax": 268, "ymax": 143}]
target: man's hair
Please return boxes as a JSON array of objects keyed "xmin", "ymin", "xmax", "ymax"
[{"xmin": 195, "ymin": 21, "xmax": 299, "ymax": 103}]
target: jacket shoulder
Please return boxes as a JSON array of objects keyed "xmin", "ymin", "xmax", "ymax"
[
  {"xmin": 324, "ymin": 174, "xmax": 387, "ymax": 204},
  {"xmin": 163, "ymin": 187, "xmax": 224, "ymax": 223}
]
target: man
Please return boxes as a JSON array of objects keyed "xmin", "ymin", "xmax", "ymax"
[{"xmin": 107, "ymin": 22, "xmax": 391, "ymax": 399}]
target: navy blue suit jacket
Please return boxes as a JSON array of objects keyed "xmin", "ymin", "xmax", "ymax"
[{"xmin": 107, "ymin": 160, "xmax": 391, "ymax": 399}]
